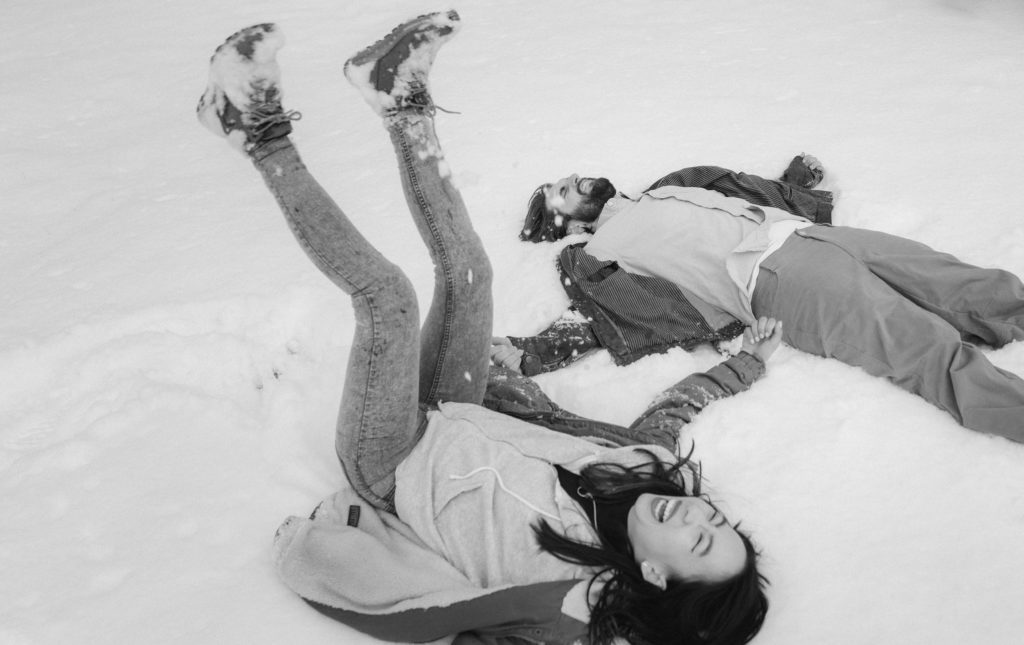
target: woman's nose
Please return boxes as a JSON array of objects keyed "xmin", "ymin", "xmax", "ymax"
[{"xmin": 679, "ymin": 503, "xmax": 707, "ymax": 527}]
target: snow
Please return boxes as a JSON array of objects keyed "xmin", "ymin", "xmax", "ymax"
[
  {"xmin": 3, "ymin": 0, "xmax": 1024, "ymax": 643},
  {"xmin": 198, "ymin": 23, "xmax": 287, "ymax": 154}
]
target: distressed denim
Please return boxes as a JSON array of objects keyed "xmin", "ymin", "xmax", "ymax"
[{"xmin": 252, "ymin": 111, "xmax": 492, "ymax": 510}]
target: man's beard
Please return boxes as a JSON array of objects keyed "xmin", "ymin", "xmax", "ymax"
[{"xmin": 575, "ymin": 177, "xmax": 616, "ymax": 222}]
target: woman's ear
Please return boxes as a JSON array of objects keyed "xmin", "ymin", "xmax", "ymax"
[{"xmin": 640, "ymin": 560, "xmax": 668, "ymax": 591}]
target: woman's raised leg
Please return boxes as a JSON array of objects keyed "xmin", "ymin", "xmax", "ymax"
[
  {"xmin": 197, "ymin": 24, "xmax": 423, "ymax": 510},
  {"xmin": 344, "ymin": 11, "xmax": 494, "ymax": 409}
]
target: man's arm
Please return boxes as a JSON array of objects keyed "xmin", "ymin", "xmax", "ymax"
[
  {"xmin": 779, "ymin": 153, "xmax": 824, "ymax": 189},
  {"xmin": 492, "ymin": 311, "xmax": 602, "ymax": 376},
  {"xmin": 647, "ymin": 159, "xmax": 834, "ymax": 224}
]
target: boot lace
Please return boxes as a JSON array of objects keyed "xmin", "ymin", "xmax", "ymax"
[
  {"xmin": 250, "ymin": 101, "xmax": 302, "ymax": 138},
  {"xmin": 392, "ymin": 82, "xmax": 460, "ymax": 116}
]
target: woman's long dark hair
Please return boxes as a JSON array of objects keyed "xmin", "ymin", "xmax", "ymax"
[{"xmin": 534, "ymin": 448, "xmax": 769, "ymax": 645}]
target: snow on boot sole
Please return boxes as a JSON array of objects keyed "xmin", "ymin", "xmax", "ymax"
[
  {"xmin": 343, "ymin": 10, "xmax": 461, "ymax": 116},
  {"xmin": 197, "ymin": 23, "xmax": 287, "ymax": 152}
]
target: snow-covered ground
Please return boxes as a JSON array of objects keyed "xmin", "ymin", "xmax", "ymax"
[{"xmin": 3, "ymin": 0, "xmax": 1024, "ymax": 643}]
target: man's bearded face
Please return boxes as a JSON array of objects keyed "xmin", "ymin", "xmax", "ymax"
[{"xmin": 544, "ymin": 175, "xmax": 617, "ymax": 225}]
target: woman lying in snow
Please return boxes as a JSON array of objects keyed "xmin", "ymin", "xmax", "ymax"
[{"xmin": 197, "ymin": 11, "xmax": 782, "ymax": 645}]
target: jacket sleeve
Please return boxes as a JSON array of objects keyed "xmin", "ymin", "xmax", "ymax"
[
  {"xmin": 507, "ymin": 312, "xmax": 602, "ymax": 376},
  {"xmin": 484, "ymin": 364, "xmax": 677, "ymax": 451},
  {"xmin": 483, "ymin": 351, "xmax": 765, "ymax": 454},
  {"xmin": 629, "ymin": 352, "xmax": 765, "ymax": 440},
  {"xmin": 646, "ymin": 165, "xmax": 834, "ymax": 224}
]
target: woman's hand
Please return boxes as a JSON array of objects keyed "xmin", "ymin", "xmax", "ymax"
[
  {"xmin": 741, "ymin": 317, "xmax": 783, "ymax": 363},
  {"xmin": 489, "ymin": 336, "xmax": 524, "ymax": 372}
]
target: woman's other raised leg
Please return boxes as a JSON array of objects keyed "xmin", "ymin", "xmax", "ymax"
[
  {"xmin": 344, "ymin": 11, "xmax": 494, "ymax": 408},
  {"xmin": 197, "ymin": 24, "xmax": 422, "ymax": 510}
]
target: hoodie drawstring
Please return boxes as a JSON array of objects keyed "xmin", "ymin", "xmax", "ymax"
[{"xmin": 449, "ymin": 466, "xmax": 561, "ymax": 522}]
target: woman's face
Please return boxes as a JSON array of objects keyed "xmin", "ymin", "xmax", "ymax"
[{"xmin": 627, "ymin": 494, "xmax": 746, "ymax": 586}]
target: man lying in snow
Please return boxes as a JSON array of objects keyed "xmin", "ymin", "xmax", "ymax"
[{"xmin": 491, "ymin": 156, "xmax": 1024, "ymax": 441}]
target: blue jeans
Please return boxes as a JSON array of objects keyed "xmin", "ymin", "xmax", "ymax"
[{"xmin": 251, "ymin": 112, "xmax": 493, "ymax": 510}]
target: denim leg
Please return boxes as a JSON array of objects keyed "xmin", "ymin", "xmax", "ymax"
[
  {"xmin": 251, "ymin": 137, "xmax": 423, "ymax": 510},
  {"xmin": 384, "ymin": 113, "xmax": 493, "ymax": 407}
]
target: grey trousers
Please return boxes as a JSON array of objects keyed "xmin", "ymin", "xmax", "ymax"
[{"xmin": 752, "ymin": 225, "xmax": 1024, "ymax": 441}]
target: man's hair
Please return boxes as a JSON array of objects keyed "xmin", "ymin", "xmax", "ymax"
[
  {"xmin": 534, "ymin": 449, "xmax": 769, "ymax": 645},
  {"xmin": 519, "ymin": 178, "xmax": 616, "ymax": 243},
  {"xmin": 520, "ymin": 184, "xmax": 567, "ymax": 243}
]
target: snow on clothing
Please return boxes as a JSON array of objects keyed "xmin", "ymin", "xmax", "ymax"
[
  {"xmin": 275, "ymin": 353, "xmax": 766, "ymax": 644},
  {"xmin": 483, "ymin": 353, "xmax": 766, "ymax": 451},
  {"xmin": 644, "ymin": 164, "xmax": 833, "ymax": 226}
]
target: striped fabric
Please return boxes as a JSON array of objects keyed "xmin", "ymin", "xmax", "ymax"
[
  {"xmin": 557, "ymin": 244, "xmax": 747, "ymax": 366},
  {"xmin": 508, "ymin": 317, "xmax": 601, "ymax": 376},
  {"xmin": 646, "ymin": 165, "xmax": 833, "ymax": 224}
]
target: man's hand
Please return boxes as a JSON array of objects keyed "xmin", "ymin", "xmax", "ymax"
[
  {"xmin": 741, "ymin": 317, "xmax": 783, "ymax": 363},
  {"xmin": 781, "ymin": 153, "xmax": 825, "ymax": 189},
  {"xmin": 801, "ymin": 153, "xmax": 823, "ymax": 175},
  {"xmin": 489, "ymin": 337, "xmax": 524, "ymax": 373}
]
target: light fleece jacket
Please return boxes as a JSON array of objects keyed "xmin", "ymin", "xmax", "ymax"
[{"xmin": 274, "ymin": 353, "xmax": 764, "ymax": 644}]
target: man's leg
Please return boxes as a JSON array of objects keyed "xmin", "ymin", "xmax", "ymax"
[
  {"xmin": 345, "ymin": 11, "xmax": 492, "ymax": 408},
  {"xmin": 198, "ymin": 24, "xmax": 422, "ymax": 510},
  {"xmin": 753, "ymin": 232, "xmax": 1024, "ymax": 441},
  {"xmin": 807, "ymin": 226, "xmax": 1024, "ymax": 347}
]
